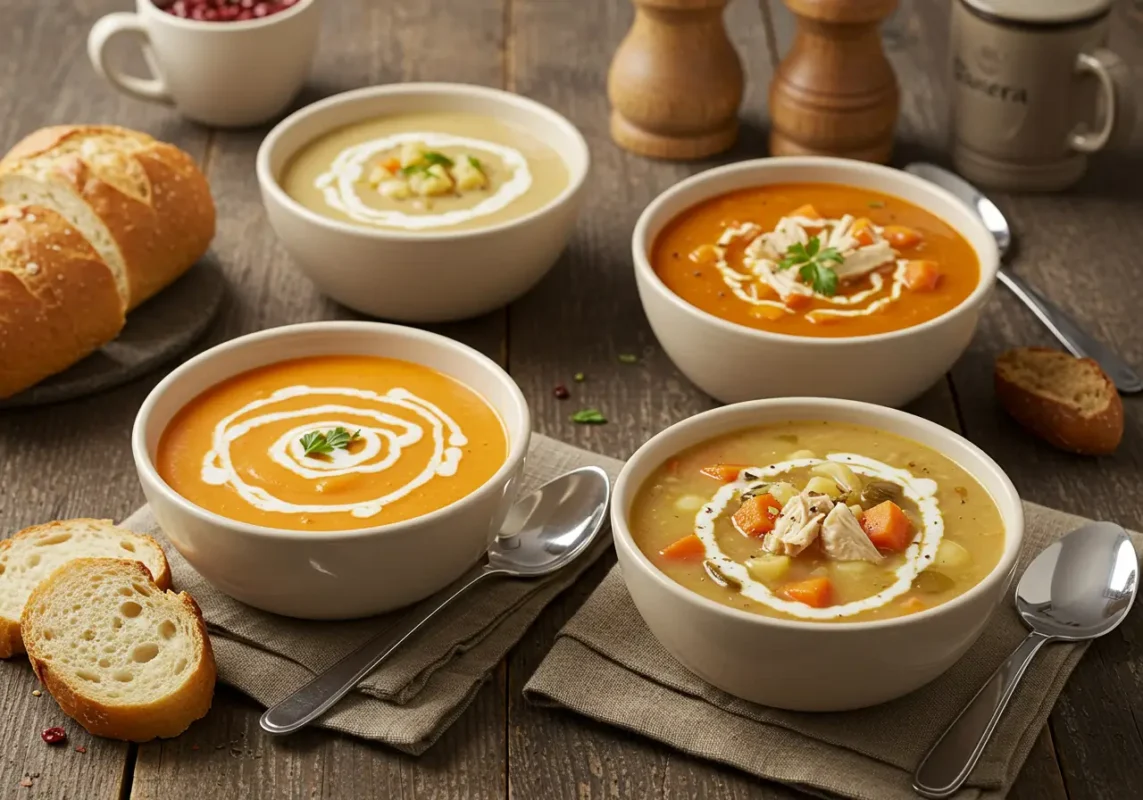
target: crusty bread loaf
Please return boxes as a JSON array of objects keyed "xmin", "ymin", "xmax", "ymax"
[
  {"xmin": 21, "ymin": 558, "xmax": 214, "ymax": 741},
  {"xmin": 0, "ymin": 205, "xmax": 126, "ymax": 398},
  {"xmin": 0, "ymin": 125, "xmax": 215, "ymax": 310},
  {"xmin": 0, "ymin": 519, "xmax": 170, "ymax": 658},
  {"xmin": 995, "ymin": 347, "xmax": 1124, "ymax": 455}
]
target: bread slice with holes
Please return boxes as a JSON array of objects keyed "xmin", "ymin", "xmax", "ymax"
[
  {"xmin": 995, "ymin": 347, "xmax": 1124, "ymax": 455},
  {"xmin": 0, "ymin": 519, "xmax": 170, "ymax": 658},
  {"xmin": 21, "ymin": 558, "xmax": 215, "ymax": 741}
]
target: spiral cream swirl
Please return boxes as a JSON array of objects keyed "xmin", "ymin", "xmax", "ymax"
[{"xmin": 201, "ymin": 385, "xmax": 466, "ymax": 519}]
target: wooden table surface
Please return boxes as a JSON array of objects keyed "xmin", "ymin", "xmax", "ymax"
[{"xmin": 3, "ymin": 1, "xmax": 1142, "ymax": 797}]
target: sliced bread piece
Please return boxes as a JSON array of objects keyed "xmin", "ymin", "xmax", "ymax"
[
  {"xmin": 0, "ymin": 519, "xmax": 170, "ymax": 658},
  {"xmin": 21, "ymin": 558, "xmax": 215, "ymax": 741},
  {"xmin": 995, "ymin": 347, "xmax": 1124, "ymax": 455}
]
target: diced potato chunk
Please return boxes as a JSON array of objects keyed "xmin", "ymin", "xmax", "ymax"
[
  {"xmin": 746, "ymin": 554, "xmax": 791, "ymax": 584},
  {"xmin": 378, "ymin": 179, "xmax": 411, "ymax": 200},
  {"xmin": 805, "ymin": 476, "xmax": 841, "ymax": 498},
  {"xmin": 812, "ymin": 462, "xmax": 860, "ymax": 493},
  {"xmin": 674, "ymin": 494, "xmax": 706, "ymax": 512},
  {"xmin": 831, "ymin": 560, "xmax": 876, "ymax": 578},
  {"xmin": 400, "ymin": 141, "xmax": 427, "ymax": 168},
  {"xmin": 935, "ymin": 539, "xmax": 972, "ymax": 570},
  {"xmin": 847, "ymin": 503, "xmax": 864, "ymax": 520},
  {"xmin": 768, "ymin": 481, "xmax": 798, "ymax": 506},
  {"xmin": 788, "ymin": 449, "xmax": 816, "ymax": 460},
  {"xmin": 368, "ymin": 166, "xmax": 389, "ymax": 185},
  {"xmin": 409, "ymin": 167, "xmax": 454, "ymax": 197},
  {"xmin": 454, "ymin": 156, "xmax": 487, "ymax": 191}
]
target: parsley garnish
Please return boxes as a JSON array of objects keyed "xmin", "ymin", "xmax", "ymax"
[
  {"xmin": 422, "ymin": 151, "xmax": 454, "ymax": 168},
  {"xmin": 400, "ymin": 163, "xmax": 429, "ymax": 177},
  {"xmin": 776, "ymin": 235, "xmax": 843, "ymax": 296},
  {"xmin": 618, "ymin": 354, "xmax": 638, "ymax": 364},
  {"xmin": 570, "ymin": 409, "xmax": 607, "ymax": 425},
  {"xmin": 300, "ymin": 427, "xmax": 361, "ymax": 457},
  {"xmin": 466, "ymin": 155, "xmax": 483, "ymax": 171}
]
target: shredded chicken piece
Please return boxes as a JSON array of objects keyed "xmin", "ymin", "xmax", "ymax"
[
  {"xmin": 833, "ymin": 240, "xmax": 896, "ymax": 281},
  {"xmin": 762, "ymin": 493, "xmax": 834, "ymax": 557},
  {"xmin": 820, "ymin": 504, "xmax": 884, "ymax": 563}
]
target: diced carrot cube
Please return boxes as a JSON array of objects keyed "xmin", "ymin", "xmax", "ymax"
[
  {"xmin": 900, "ymin": 596, "xmax": 927, "ymax": 614},
  {"xmin": 782, "ymin": 576, "xmax": 834, "ymax": 608},
  {"xmin": 851, "ymin": 217, "xmax": 876, "ymax": 247},
  {"xmin": 732, "ymin": 493, "xmax": 781, "ymax": 537},
  {"xmin": 790, "ymin": 204, "xmax": 822, "ymax": 219},
  {"xmin": 660, "ymin": 534, "xmax": 706, "ymax": 561},
  {"xmin": 883, "ymin": 225, "xmax": 923, "ymax": 248},
  {"xmin": 700, "ymin": 464, "xmax": 748, "ymax": 482},
  {"xmin": 665, "ymin": 458, "xmax": 681, "ymax": 476},
  {"xmin": 904, "ymin": 260, "xmax": 941, "ymax": 291},
  {"xmin": 383, "ymin": 157, "xmax": 401, "ymax": 173},
  {"xmin": 861, "ymin": 501, "xmax": 914, "ymax": 552}
]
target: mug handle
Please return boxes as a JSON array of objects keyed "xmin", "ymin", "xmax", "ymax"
[
  {"xmin": 1070, "ymin": 48, "xmax": 1135, "ymax": 154},
  {"xmin": 87, "ymin": 12, "xmax": 174, "ymax": 105}
]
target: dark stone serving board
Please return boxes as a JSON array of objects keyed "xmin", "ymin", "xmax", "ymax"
[{"xmin": 0, "ymin": 258, "xmax": 226, "ymax": 409}]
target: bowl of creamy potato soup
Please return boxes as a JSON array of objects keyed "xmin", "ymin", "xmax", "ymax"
[
  {"xmin": 611, "ymin": 398, "xmax": 1022, "ymax": 711},
  {"xmin": 257, "ymin": 83, "xmax": 589, "ymax": 322},
  {"xmin": 132, "ymin": 321, "xmax": 531, "ymax": 619},
  {"xmin": 632, "ymin": 157, "xmax": 999, "ymax": 406}
]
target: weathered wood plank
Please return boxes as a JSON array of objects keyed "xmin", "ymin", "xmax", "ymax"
[{"xmin": 130, "ymin": 0, "xmax": 509, "ymax": 798}]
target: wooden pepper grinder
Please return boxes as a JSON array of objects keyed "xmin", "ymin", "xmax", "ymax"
[
  {"xmin": 608, "ymin": 0, "xmax": 745, "ymax": 160},
  {"xmin": 769, "ymin": 0, "xmax": 899, "ymax": 162}
]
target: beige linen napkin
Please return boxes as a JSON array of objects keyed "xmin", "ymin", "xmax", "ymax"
[
  {"xmin": 122, "ymin": 433, "xmax": 624, "ymax": 755},
  {"xmin": 525, "ymin": 504, "xmax": 1142, "ymax": 800}
]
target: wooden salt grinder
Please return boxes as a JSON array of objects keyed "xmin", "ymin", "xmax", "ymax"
[
  {"xmin": 769, "ymin": 0, "xmax": 899, "ymax": 163},
  {"xmin": 608, "ymin": 0, "xmax": 744, "ymax": 160}
]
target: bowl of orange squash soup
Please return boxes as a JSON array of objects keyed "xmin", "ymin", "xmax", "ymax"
[
  {"xmin": 612, "ymin": 397, "xmax": 1023, "ymax": 710},
  {"xmin": 132, "ymin": 321, "xmax": 530, "ymax": 619},
  {"xmin": 632, "ymin": 157, "xmax": 1000, "ymax": 406}
]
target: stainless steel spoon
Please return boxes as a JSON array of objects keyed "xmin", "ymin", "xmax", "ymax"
[
  {"xmin": 259, "ymin": 465, "xmax": 611, "ymax": 736},
  {"xmin": 914, "ymin": 522, "xmax": 1138, "ymax": 798},
  {"xmin": 904, "ymin": 162, "xmax": 1143, "ymax": 394}
]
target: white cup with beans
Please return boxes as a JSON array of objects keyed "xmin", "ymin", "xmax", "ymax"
[{"xmin": 88, "ymin": 0, "xmax": 321, "ymax": 128}]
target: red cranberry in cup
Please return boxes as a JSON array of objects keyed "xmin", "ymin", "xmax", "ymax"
[{"xmin": 155, "ymin": 0, "xmax": 300, "ymax": 22}]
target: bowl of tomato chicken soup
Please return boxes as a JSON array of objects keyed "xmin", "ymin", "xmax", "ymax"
[
  {"xmin": 257, "ymin": 83, "xmax": 589, "ymax": 322},
  {"xmin": 612, "ymin": 398, "xmax": 1022, "ymax": 711},
  {"xmin": 633, "ymin": 157, "xmax": 999, "ymax": 406},
  {"xmin": 132, "ymin": 322, "xmax": 530, "ymax": 619}
]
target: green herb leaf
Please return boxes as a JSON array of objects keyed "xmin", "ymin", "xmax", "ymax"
[
  {"xmin": 776, "ymin": 236, "xmax": 843, "ymax": 297},
  {"xmin": 422, "ymin": 151, "xmax": 454, "ymax": 168},
  {"xmin": 618, "ymin": 353, "xmax": 638, "ymax": 364},
  {"xmin": 299, "ymin": 427, "xmax": 361, "ymax": 458},
  {"xmin": 300, "ymin": 430, "xmax": 333, "ymax": 457},
  {"xmin": 466, "ymin": 154, "xmax": 483, "ymax": 171},
  {"xmin": 868, "ymin": 200, "xmax": 887, "ymax": 208},
  {"xmin": 573, "ymin": 372, "xmax": 585, "ymax": 382},
  {"xmin": 570, "ymin": 408, "xmax": 607, "ymax": 425},
  {"xmin": 400, "ymin": 163, "xmax": 429, "ymax": 177}
]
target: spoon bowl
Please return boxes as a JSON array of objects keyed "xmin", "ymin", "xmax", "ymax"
[
  {"xmin": 914, "ymin": 522, "xmax": 1138, "ymax": 798},
  {"xmin": 260, "ymin": 465, "xmax": 611, "ymax": 736}
]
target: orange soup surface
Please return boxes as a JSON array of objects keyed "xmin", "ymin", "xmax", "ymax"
[
  {"xmin": 651, "ymin": 183, "xmax": 980, "ymax": 338},
  {"xmin": 157, "ymin": 355, "xmax": 508, "ymax": 531}
]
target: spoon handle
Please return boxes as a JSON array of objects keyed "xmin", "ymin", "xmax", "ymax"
[
  {"xmin": 998, "ymin": 268, "xmax": 1143, "ymax": 394},
  {"xmin": 259, "ymin": 562, "xmax": 496, "ymax": 736},
  {"xmin": 913, "ymin": 631, "xmax": 1054, "ymax": 798}
]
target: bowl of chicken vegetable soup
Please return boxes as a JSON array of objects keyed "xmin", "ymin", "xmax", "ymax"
[{"xmin": 612, "ymin": 398, "xmax": 1022, "ymax": 711}]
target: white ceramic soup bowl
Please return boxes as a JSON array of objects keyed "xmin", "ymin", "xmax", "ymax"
[
  {"xmin": 132, "ymin": 321, "xmax": 531, "ymax": 619},
  {"xmin": 632, "ymin": 157, "xmax": 1000, "ymax": 407},
  {"xmin": 612, "ymin": 398, "xmax": 1023, "ymax": 711},
  {"xmin": 257, "ymin": 83, "xmax": 590, "ymax": 322}
]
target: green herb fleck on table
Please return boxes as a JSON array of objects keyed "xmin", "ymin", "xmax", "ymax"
[
  {"xmin": 777, "ymin": 235, "xmax": 843, "ymax": 296},
  {"xmin": 300, "ymin": 427, "xmax": 361, "ymax": 457},
  {"xmin": 868, "ymin": 200, "xmax": 886, "ymax": 208},
  {"xmin": 570, "ymin": 409, "xmax": 607, "ymax": 425},
  {"xmin": 573, "ymin": 372, "xmax": 585, "ymax": 382},
  {"xmin": 617, "ymin": 354, "xmax": 638, "ymax": 364}
]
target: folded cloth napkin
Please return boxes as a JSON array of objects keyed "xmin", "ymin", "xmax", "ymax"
[
  {"xmin": 122, "ymin": 433, "xmax": 624, "ymax": 755},
  {"xmin": 525, "ymin": 504, "xmax": 1142, "ymax": 800}
]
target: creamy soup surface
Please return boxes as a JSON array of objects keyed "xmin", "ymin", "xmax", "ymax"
[
  {"xmin": 629, "ymin": 421, "xmax": 1005, "ymax": 622},
  {"xmin": 281, "ymin": 113, "xmax": 569, "ymax": 232},
  {"xmin": 651, "ymin": 183, "xmax": 980, "ymax": 338},
  {"xmin": 157, "ymin": 356, "xmax": 508, "ymax": 531}
]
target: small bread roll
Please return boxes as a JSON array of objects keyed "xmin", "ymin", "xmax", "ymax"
[
  {"xmin": 0, "ymin": 205, "xmax": 125, "ymax": 398},
  {"xmin": 995, "ymin": 347, "xmax": 1124, "ymax": 455}
]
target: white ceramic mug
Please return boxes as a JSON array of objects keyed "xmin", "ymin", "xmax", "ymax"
[{"xmin": 88, "ymin": 0, "xmax": 321, "ymax": 128}]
